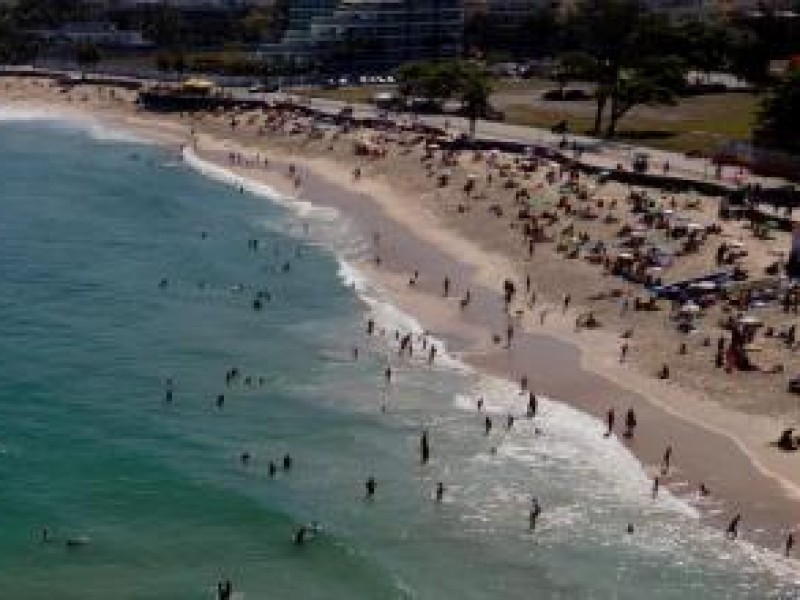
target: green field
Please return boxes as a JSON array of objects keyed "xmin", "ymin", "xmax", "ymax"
[{"xmin": 294, "ymin": 80, "xmax": 761, "ymax": 157}]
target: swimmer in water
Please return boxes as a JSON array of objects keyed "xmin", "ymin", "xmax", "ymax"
[{"xmin": 365, "ymin": 477, "xmax": 377, "ymax": 500}]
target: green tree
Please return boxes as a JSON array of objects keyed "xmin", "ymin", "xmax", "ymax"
[
  {"xmin": 605, "ymin": 56, "xmax": 686, "ymax": 137},
  {"xmin": 397, "ymin": 61, "xmax": 458, "ymax": 103},
  {"xmin": 565, "ymin": 0, "xmax": 687, "ymax": 137},
  {"xmin": 755, "ymin": 70, "xmax": 800, "ymax": 153},
  {"xmin": 566, "ymin": 0, "xmax": 643, "ymax": 135},
  {"xmin": 457, "ymin": 63, "xmax": 492, "ymax": 138},
  {"xmin": 554, "ymin": 51, "xmax": 597, "ymax": 96}
]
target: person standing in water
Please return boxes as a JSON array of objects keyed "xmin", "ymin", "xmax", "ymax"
[
  {"xmin": 484, "ymin": 416, "xmax": 492, "ymax": 435},
  {"xmin": 435, "ymin": 482, "xmax": 445, "ymax": 502},
  {"xmin": 726, "ymin": 514, "xmax": 741, "ymax": 540},
  {"xmin": 365, "ymin": 477, "xmax": 377, "ymax": 500},
  {"xmin": 420, "ymin": 430, "xmax": 430, "ymax": 464},
  {"xmin": 661, "ymin": 445, "xmax": 672, "ymax": 475},
  {"xmin": 529, "ymin": 498, "xmax": 542, "ymax": 531}
]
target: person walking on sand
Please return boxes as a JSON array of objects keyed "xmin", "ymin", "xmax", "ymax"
[
  {"xmin": 605, "ymin": 408, "xmax": 615, "ymax": 437},
  {"xmin": 652, "ymin": 476, "xmax": 660, "ymax": 499},
  {"xmin": 443, "ymin": 277, "xmax": 450, "ymax": 297},
  {"xmin": 726, "ymin": 514, "xmax": 741, "ymax": 540},
  {"xmin": 786, "ymin": 532, "xmax": 795, "ymax": 556},
  {"xmin": 661, "ymin": 445, "xmax": 672, "ymax": 475},
  {"xmin": 563, "ymin": 294, "xmax": 571, "ymax": 313},
  {"xmin": 624, "ymin": 408, "xmax": 637, "ymax": 439},
  {"xmin": 620, "ymin": 343, "xmax": 628, "ymax": 363},
  {"xmin": 385, "ymin": 366, "xmax": 392, "ymax": 385},
  {"xmin": 484, "ymin": 415, "xmax": 493, "ymax": 435},
  {"xmin": 527, "ymin": 393, "xmax": 537, "ymax": 418}
]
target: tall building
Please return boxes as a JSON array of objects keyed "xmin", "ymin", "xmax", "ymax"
[{"xmin": 265, "ymin": 0, "xmax": 463, "ymax": 69}]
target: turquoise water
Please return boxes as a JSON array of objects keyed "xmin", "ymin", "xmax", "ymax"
[{"xmin": 0, "ymin": 116, "xmax": 797, "ymax": 599}]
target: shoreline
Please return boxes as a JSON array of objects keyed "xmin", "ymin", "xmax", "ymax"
[
  {"xmin": 3, "ymin": 92, "xmax": 799, "ymax": 553},
  {"xmin": 183, "ymin": 137, "xmax": 800, "ymax": 546}
]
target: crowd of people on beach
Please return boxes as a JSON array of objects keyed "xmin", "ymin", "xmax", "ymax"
[{"xmin": 13, "ymin": 78, "xmax": 799, "ymax": 595}]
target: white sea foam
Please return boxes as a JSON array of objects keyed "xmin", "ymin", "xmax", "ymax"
[{"xmin": 0, "ymin": 107, "xmax": 147, "ymax": 144}]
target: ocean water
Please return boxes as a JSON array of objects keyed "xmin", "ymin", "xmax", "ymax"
[{"xmin": 0, "ymin": 114, "xmax": 797, "ymax": 599}]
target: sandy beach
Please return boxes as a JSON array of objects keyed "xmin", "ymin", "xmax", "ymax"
[{"xmin": 3, "ymin": 75, "xmax": 799, "ymax": 553}]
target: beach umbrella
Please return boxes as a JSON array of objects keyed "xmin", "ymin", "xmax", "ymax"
[
  {"xmin": 680, "ymin": 302, "xmax": 701, "ymax": 314},
  {"xmin": 739, "ymin": 314, "xmax": 762, "ymax": 326}
]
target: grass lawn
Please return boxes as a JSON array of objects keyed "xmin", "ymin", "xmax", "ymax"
[
  {"xmin": 502, "ymin": 92, "xmax": 760, "ymax": 156},
  {"xmin": 295, "ymin": 82, "xmax": 761, "ymax": 157}
]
